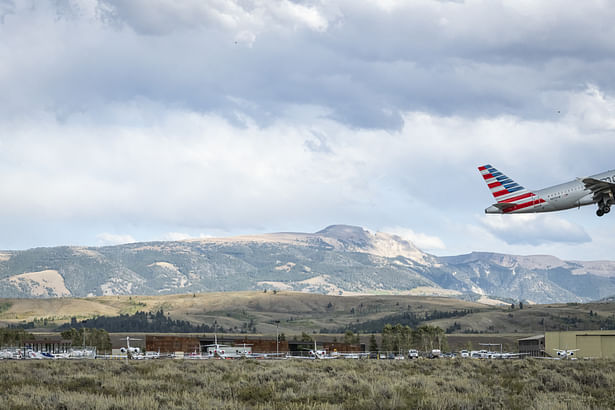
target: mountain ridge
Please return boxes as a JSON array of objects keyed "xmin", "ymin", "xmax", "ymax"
[{"xmin": 1, "ymin": 225, "xmax": 614, "ymax": 303}]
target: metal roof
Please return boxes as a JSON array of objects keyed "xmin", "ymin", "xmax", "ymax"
[{"xmin": 518, "ymin": 334, "xmax": 545, "ymax": 341}]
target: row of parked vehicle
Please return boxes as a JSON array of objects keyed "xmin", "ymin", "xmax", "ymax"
[
  {"xmin": 367, "ymin": 349, "xmax": 442, "ymax": 360},
  {"xmin": 368, "ymin": 349, "xmax": 520, "ymax": 360}
]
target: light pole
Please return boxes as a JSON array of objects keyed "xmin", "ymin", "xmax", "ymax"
[{"xmin": 275, "ymin": 320, "xmax": 280, "ymax": 355}]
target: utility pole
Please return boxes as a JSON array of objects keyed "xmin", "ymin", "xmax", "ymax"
[{"xmin": 275, "ymin": 320, "xmax": 280, "ymax": 356}]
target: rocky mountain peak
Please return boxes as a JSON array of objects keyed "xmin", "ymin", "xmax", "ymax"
[
  {"xmin": 316, "ymin": 225, "xmax": 371, "ymax": 245},
  {"xmin": 315, "ymin": 225, "xmax": 428, "ymax": 263},
  {"xmin": 442, "ymin": 252, "xmax": 568, "ymax": 270}
]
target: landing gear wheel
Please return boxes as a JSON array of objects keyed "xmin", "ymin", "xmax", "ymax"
[
  {"xmin": 604, "ymin": 206, "xmax": 611, "ymax": 214},
  {"xmin": 597, "ymin": 209, "xmax": 605, "ymax": 217}
]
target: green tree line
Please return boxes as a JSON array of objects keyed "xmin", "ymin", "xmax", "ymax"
[
  {"xmin": 0, "ymin": 328, "xmax": 33, "ymax": 347},
  {"xmin": 56, "ymin": 309, "xmax": 218, "ymax": 333},
  {"xmin": 324, "ymin": 309, "xmax": 473, "ymax": 334},
  {"xmin": 60, "ymin": 328, "xmax": 112, "ymax": 353},
  {"xmin": 379, "ymin": 324, "xmax": 448, "ymax": 353}
]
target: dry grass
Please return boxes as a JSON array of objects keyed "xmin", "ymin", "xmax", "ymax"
[
  {"xmin": 0, "ymin": 292, "xmax": 486, "ymax": 333},
  {"xmin": 2, "ymin": 292, "xmax": 615, "ymax": 338},
  {"xmin": 1, "ymin": 359, "xmax": 614, "ymax": 409}
]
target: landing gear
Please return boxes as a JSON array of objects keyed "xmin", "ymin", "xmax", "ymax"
[
  {"xmin": 596, "ymin": 202, "xmax": 611, "ymax": 217},
  {"xmin": 596, "ymin": 192, "xmax": 614, "ymax": 217}
]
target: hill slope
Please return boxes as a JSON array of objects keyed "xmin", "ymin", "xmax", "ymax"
[{"xmin": 2, "ymin": 292, "xmax": 615, "ymax": 336}]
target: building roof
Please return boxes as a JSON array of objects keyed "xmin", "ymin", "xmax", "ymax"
[{"xmin": 518, "ymin": 335, "xmax": 544, "ymax": 341}]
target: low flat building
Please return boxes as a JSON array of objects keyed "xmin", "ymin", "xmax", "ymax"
[
  {"xmin": 518, "ymin": 335, "xmax": 545, "ymax": 357},
  {"xmin": 144, "ymin": 335, "xmax": 362, "ymax": 354},
  {"xmin": 545, "ymin": 330, "xmax": 615, "ymax": 359},
  {"xmin": 146, "ymin": 335, "xmax": 200, "ymax": 354}
]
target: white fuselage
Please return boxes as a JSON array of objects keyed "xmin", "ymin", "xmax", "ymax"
[{"xmin": 486, "ymin": 169, "xmax": 615, "ymax": 214}]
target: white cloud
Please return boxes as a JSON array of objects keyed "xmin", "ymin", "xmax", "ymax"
[
  {"xmin": 98, "ymin": 0, "xmax": 332, "ymax": 35},
  {"xmin": 480, "ymin": 214, "xmax": 592, "ymax": 246},
  {"xmin": 382, "ymin": 227, "xmax": 446, "ymax": 251},
  {"xmin": 162, "ymin": 232, "xmax": 193, "ymax": 241},
  {"xmin": 0, "ymin": 90, "xmax": 613, "ymax": 255},
  {"xmin": 1, "ymin": 0, "xmax": 615, "ymax": 261},
  {"xmin": 566, "ymin": 84, "xmax": 615, "ymax": 132},
  {"xmin": 96, "ymin": 233, "xmax": 136, "ymax": 245}
]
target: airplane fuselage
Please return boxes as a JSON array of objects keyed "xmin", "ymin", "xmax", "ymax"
[{"xmin": 485, "ymin": 169, "xmax": 615, "ymax": 214}]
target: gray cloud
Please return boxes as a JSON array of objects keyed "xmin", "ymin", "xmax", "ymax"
[
  {"xmin": 0, "ymin": 0, "xmax": 14, "ymax": 23},
  {"xmin": 2, "ymin": 1, "xmax": 615, "ymax": 130},
  {"xmin": 1, "ymin": 1, "xmax": 615, "ymax": 260}
]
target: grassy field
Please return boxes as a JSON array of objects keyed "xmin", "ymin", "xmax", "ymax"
[
  {"xmin": 0, "ymin": 292, "xmax": 488, "ymax": 334},
  {"xmin": 1, "ymin": 358, "xmax": 614, "ymax": 409},
  {"xmin": 2, "ymin": 292, "xmax": 615, "ymax": 337}
]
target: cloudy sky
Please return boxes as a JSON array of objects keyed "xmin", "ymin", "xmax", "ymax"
[{"xmin": 1, "ymin": 0, "xmax": 615, "ymax": 260}]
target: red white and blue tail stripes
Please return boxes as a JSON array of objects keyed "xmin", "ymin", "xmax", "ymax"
[{"xmin": 478, "ymin": 164, "xmax": 544, "ymax": 213}]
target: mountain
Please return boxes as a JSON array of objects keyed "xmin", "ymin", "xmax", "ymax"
[
  {"xmin": 1, "ymin": 225, "xmax": 615, "ymax": 303},
  {"xmin": 440, "ymin": 253, "xmax": 615, "ymax": 304}
]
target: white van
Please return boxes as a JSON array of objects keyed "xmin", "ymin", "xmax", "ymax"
[{"xmin": 407, "ymin": 349, "xmax": 419, "ymax": 359}]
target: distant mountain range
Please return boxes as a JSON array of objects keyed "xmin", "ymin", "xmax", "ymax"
[{"xmin": 1, "ymin": 225, "xmax": 615, "ymax": 304}]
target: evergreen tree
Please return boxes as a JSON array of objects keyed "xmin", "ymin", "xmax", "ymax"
[
  {"xmin": 381, "ymin": 324, "xmax": 394, "ymax": 352},
  {"xmin": 0, "ymin": 328, "xmax": 33, "ymax": 347},
  {"xmin": 300, "ymin": 332, "xmax": 313, "ymax": 342},
  {"xmin": 56, "ymin": 310, "xmax": 216, "ymax": 333},
  {"xmin": 343, "ymin": 330, "xmax": 359, "ymax": 344},
  {"xmin": 368, "ymin": 334, "xmax": 378, "ymax": 352}
]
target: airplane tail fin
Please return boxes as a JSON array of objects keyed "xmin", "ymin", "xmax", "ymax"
[{"xmin": 478, "ymin": 164, "xmax": 531, "ymax": 203}]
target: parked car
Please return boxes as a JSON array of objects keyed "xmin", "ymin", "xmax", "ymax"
[
  {"xmin": 407, "ymin": 349, "xmax": 419, "ymax": 359},
  {"xmin": 428, "ymin": 349, "xmax": 441, "ymax": 359}
]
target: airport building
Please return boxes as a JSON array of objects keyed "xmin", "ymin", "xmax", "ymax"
[
  {"xmin": 144, "ymin": 335, "xmax": 363, "ymax": 355},
  {"xmin": 517, "ymin": 335, "xmax": 546, "ymax": 357},
  {"xmin": 519, "ymin": 330, "xmax": 615, "ymax": 359},
  {"xmin": 545, "ymin": 330, "xmax": 615, "ymax": 359}
]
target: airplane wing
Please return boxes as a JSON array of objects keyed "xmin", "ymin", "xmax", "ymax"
[{"xmin": 582, "ymin": 177, "xmax": 615, "ymax": 202}]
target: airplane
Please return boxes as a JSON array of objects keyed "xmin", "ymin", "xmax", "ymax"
[
  {"xmin": 554, "ymin": 348, "xmax": 579, "ymax": 359},
  {"xmin": 285, "ymin": 341, "xmax": 333, "ymax": 360},
  {"xmin": 25, "ymin": 350, "xmax": 47, "ymax": 359},
  {"xmin": 69, "ymin": 348, "xmax": 96, "ymax": 358},
  {"xmin": 330, "ymin": 350, "xmax": 370, "ymax": 359},
  {"xmin": 308, "ymin": 341, "xmax": 336, "ymax": 359},
  {"xmin": 0, "ymin": 348, "xmax": 25, "ymax": 359},
  {"xmin": 478, "ymin": 165, "xmax": 615, "ymax": 217},
  {"xmin": 204, "ymin": 335, "xmax": 252, "ymax": 359},
  {"xmin": 120, "ymin": 336, "xmax": 142, "ymax": 356}
]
